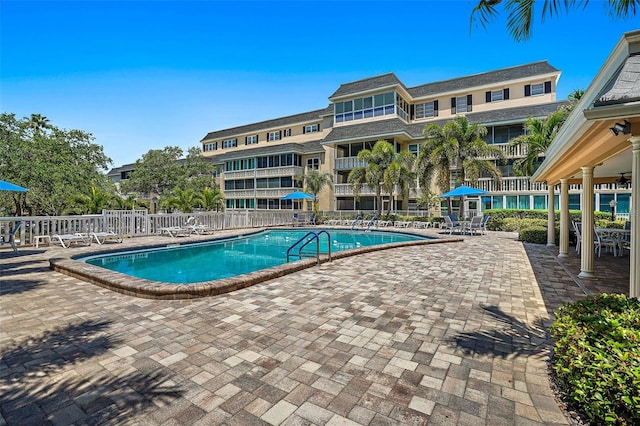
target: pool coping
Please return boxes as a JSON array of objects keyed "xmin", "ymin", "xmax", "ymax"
[{"xmin": 50, "ymin": 227, "xmax": 463, "ymax": 299}]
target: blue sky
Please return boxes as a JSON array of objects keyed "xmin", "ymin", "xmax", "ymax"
[{"xmin": 1, "ymin": 1, "xmax": 638, "ymax": 169}]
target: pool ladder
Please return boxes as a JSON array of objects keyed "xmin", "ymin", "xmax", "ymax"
[{"xmin": 286, "ymin": 230, "xmax": 332, "ymax": 265}]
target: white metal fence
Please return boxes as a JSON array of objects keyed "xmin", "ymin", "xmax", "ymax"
[{"xmin": 1, "ymin": 210, "xmax": 296, "ymax": 248}]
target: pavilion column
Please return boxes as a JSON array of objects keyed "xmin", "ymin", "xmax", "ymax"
[
  {"xmin": 558, "ymin": 178, "xmax": 570, "ymax": 257},
  {"xmin": 547, "ymin": 183, "xmax": 556, "ymax": 247},
  {"xmin": 629, "ymin": 137, "xmax": 640, "ymax": 298},
  {"xmin": 579, "ymin": 166, "xmax": 596, "ymax": 278}
]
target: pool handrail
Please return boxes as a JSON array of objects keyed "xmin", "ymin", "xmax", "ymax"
[{"xmin": 286, "ymin": 230, "xmax": 331, "ymax": 264}]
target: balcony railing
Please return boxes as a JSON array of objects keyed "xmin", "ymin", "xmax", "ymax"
[
  {"xmin": 223, "ymin": 188, "xmax": 301, "ymax": 198},
  {"xmin": 223, "ymin": 166, "xmax": 303, "ymax": 179},
  {"xmin": 335, "ymin": 157, "xmax": 367, "ymax": 170}
]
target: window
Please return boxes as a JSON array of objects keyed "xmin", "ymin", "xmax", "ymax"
[
  {"xmin": 267, "ymin": 131, "xmax": 281, "ymax": 141},
  {"xmin": 408, "ymin": 144, "xmax": 420, "ymax": 155},
  {"xmin": 306, "ymin": 157, "xmax": 320, "ymax": 170},
  {"xmin": 525, "ymin": 81, "xmax": 551, "ymax": 97},
  {"xmin": 334, "ymin": 91, "xmax": 397, "ymax": 123},
  {"xmin": 415, "ymin": 101, "xmax": 438, "ymax": 119},
  {"xmin": 222, "ymin": 138, "xmax": 237, "ymax": 149},
  {"xmin": 203, "ymin": 142, "xmax": 217, "ymax": 152},
  {"xmin": 451, "ymin": 95, "xmax": 472, "ymax": 114},
  {"xmin": 303, "ymin": 124, "xmax": 319, "ymax": 134},
  {"xmin": 283, "ymin": 129, "xmax": 291, "ymax": 137},
  {"xmin": 245, "ymin": 135, "xmax": 258, "ymax": 145}
]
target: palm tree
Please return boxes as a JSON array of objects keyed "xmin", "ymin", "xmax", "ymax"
[
  {"xmin": 509, "ymin": 108, "xmax": 570, "ymax": 176},
  {"xmin": 295, "ymin": 169, "xmax": 333, "ymax": 215},
  {"xmin": 470, "ymin": 0, "xmax": 636, "ymax": 42},
  {"xmin": 416, "ymin": 115, "xmax": 504, "ymax": 217},
  {"xmin": 160, "ymin": 188, "xmax": 202, "ymax": 213},
  {"xmin": 383, "ymin": 151, "xmax": 415, "ymax": 215},
  {"xmin": 27, "ymin": 114, "xmax": 52, "ymax": 135},
  {"xmin": 70, "ymin": 185, "xmax": 113, "ymax": 214},
  {"xmin": 348, "ymin": 140, "xmax": 395, "ymax": 216},
  {"xmin": 198, "ymin": 186, "xmax": 225, "ymax": 211}
]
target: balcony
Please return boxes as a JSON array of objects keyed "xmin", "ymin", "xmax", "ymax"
[
  {"xmin": 334, "ymin": 183, "xmax": 376, "ymax": 196},
  {"xmin": 224, "ymin": 166, "xmax": 303, "ymax": 179},
  {"xmin": 473, "ymin": 177, "xmax": 546, "ymax": 193},
  {"xmin": 335, "ymin": 157, "xmax": 366, "ymax": 170},
  {"xmin": 223, "ymin": 188, "xmax": 302, "ymax": 198}
]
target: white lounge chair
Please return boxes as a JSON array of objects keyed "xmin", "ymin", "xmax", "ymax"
[
  {"xmin": 52, "ymin": 233, "xmax": 92, "ymax": 248},
  {"xmin": 90, "ymin": 231, "xmax": 123, "ymax": 245},
  {"xmin": 161, "ymin": 226, "xmax": 191, "ymax": 238},
  {"xmin": 184, "ymin": 217, "xmax": 214, "ymax": 235}
]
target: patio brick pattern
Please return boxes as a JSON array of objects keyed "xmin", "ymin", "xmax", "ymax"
[{"xmin": 0, "ymin": 228, "xmax": 629, "ymax": 425}]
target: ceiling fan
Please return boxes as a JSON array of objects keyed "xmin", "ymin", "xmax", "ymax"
[{"xmin": 615, "ymin": 172, "xmax": 631, "ymax": 187}]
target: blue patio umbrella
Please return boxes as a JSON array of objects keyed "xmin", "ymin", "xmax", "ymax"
[
  {"xmin": 281, "ymin": 190, "xmax": 315, "ymax": 200},
  {"xmin": 440, "ymin": 185, "xmax": 487, "ymax": 198},
  {"xmin": 0, "ymin": 180, "xmax": 28, "ymax": 192}
]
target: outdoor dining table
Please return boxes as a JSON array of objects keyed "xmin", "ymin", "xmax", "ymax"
[{"xmin": 596, "ymin": 228, "xmax": 631, "ymax": 257}]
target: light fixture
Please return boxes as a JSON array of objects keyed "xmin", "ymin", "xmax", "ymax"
[
  {"xmin": 616, "ymin": 172, "xmax": 630, "ymax": 187},
  {"xmin": 609, "ymin": 120, "xmax": 631, "ymax": 136}
]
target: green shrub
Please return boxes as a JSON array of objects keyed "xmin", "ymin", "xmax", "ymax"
[
  {"xmin": 502, "ymin": 218, "xmax": 548, "ymax": 232},
  {"xmin": 518, "ymin": 226, "xmax": 548, "ymax": 244},
  {"xmin": 550, "ymin": 294, "xmax": 640, "ymax": 425}
]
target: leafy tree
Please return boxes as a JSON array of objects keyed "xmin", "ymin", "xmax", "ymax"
[
  {"xmin": 295, "ymin": 168, "xmax": 333, "ymax": 215},
  {"xmin": 348, "ymin": 140, "xmax": 395, "ymax": 216},
  {"xmin": 416, "ymin": 190, "xmax": 442, "ymax": 215},
  {"xmin": 120, "ymin": 146, "xmax": 184, "ymax": 197},
  {"xmin": 416, "ymin": 116, "xmax": 504, "ymax": 217},
  {"xmin": 121, "ymin": 146, "xmax": 218, "ymax": 198},
  {"xmin": 470, "ymin": 0, "xmax": 637, "ymax": 42},
  {"xmin": 383, "ymin": 151, "xmax": 415, "ymax": 215},
  {"xmin": 198, "ymin": 187, "xmax": 225, "ymax": 211},
  {"xmin": 0, "ymin": 113, "xmax": 111, "ymax": 215},
  {"xmin": 509, "ymin": 89, "xmax": 583, "ymax": 176}
]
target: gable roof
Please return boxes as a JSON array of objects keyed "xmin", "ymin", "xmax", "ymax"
[
  {"xmin": 408, "ymin": 61, "xmax": 560, "ymax": 99},
  {"xmin": 329, "ymin": 73, "xmax": 406, "ymax": 99},
  {"xmin": 593, "ymin": 53, "xmax": 640, "ymax": 106},
  {"xmin": 201, "ymin": 106, "xmax": 332, "ymax": 142}
]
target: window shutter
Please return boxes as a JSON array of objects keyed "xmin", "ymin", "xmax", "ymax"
[
  {"xmin": 302, "ymin": 126, "xmax": 306, "ymax": 134},
  {"xmin": 503, "ymin": 88, "xmax": 510, "ymax": 100},
  {"xmin": 524, "ymin": 85, "xmax": 531, "ymax": 97},
  {"xmin": 245, "ymin": 136, "xmax": 248, "ymax": 145},
  {"xmin": 410, "ymin": 104, "xmax": 415, "ymax": 119},
  {"xmin": 317, "ymin": 123, "xmax": 321, "ymax": 131},
  {"xmin": 544, "ymin": 81, "xmax": 552, "ymax": 93},
  {"xmin": 450, "ymin": 97, "xmax": 456, "ymax": 114},
  {"xmin": 434, "ymin": 100, "xmax": 439, "ymax": 117},
  {"xmin": 485, "ymin": 91, "xmax": 491, "ymax": 103},
  {"xmin": 279, "ymin": 130, "xmax": 282, "ymax": 139},
  {"xmin": 467, "ymin": 95, "xmax": 472, "ymax": 112}
]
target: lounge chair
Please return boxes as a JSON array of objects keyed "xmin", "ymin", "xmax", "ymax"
[
  {"xmin": 52, "ymin": 233, "xmax": 92, "ymax": 248},
  {"xmin": 184, "ymin": 217, "xmax": 214, "ymax": 235},
  {"xmin": 161, "ymin": 226, "xmax": 191, "ymax": 238},
  {"xmin": 90, "ymin": 231, "xmax": 123, "ymax": 245}
]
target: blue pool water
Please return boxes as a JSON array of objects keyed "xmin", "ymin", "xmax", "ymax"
[{"xmin": 82, "ymin": 229, "xmax": 428, "ymax": 284}]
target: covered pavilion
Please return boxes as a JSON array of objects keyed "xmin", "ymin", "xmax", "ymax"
[{"xmin": 532, "ymin": 29, "xmax": 640, "ymax": 297}]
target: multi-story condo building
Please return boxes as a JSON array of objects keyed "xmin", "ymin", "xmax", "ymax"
[{"xmin": 111, "ymin": 61, "xmax": 631, "ymax": 216}]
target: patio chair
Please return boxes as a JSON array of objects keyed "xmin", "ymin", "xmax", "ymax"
[
  {"xmin": 443, "ymin": 215, "xmax": 461, "ymax": 235},
  {"xmin": 0, "ymin": 223, "xmax": 21, "ymax": 253},
  {"xmin": 572, "ymin": 221, "xmax": 581, "ymax": 254},
  {"xmin": 594, "ymin": 226, "xmax": 618, "ymax": 257},
  {"xmin": 479, "ymin": 215, "xmax": 490, "ymax": 235},
  {"xmin": 619, "ymin": 220, "xmax": 631, "ymax": 255},
  {"xmin": 184, "ymin": 217, "xmax": 214, "ymax": 235},
  {"xmin": 463, "ymin": 215, "xmax": 484, "ymax": 235},
  {"xmin": 160, "ymin": 226, "xmax": 191, "ymax": 238},
  {"xmin": 52, "ymin": 233, "xmax": 92, "ymax": 248}
]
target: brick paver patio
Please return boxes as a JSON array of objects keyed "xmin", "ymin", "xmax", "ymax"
[{"xmin": 0, "ymin": 228, "xmax": 629, "ymax": 425}]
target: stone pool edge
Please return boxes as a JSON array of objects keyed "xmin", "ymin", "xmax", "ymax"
[{"xmin": 50, "ymin": 230, "xmax": 462, "ymax": 300}]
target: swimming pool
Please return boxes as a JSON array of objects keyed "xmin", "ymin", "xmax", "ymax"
[{"xmin": 81, "ymin": 228, "xmax": 428, "ymax": 284}]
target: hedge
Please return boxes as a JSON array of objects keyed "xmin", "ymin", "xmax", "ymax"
[{"xmin": 551, "ymin": 294, "xmax": 640, "ymax": 424}]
